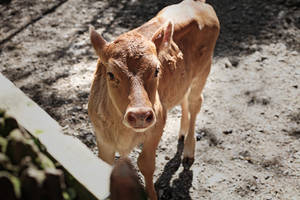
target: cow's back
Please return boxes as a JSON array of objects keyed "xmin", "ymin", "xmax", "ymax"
[
  {"xmin": 137, "ymin": 0, "xmax": 219, "ymax": 109},
  {"xmin": 159, "ymin": 0, "xmax": 219, "ymax": 57}
]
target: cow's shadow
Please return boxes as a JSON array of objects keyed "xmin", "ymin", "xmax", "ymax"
[{"xmin": 155, "ymin": 137, "xmax": 193, "ymax": 200}]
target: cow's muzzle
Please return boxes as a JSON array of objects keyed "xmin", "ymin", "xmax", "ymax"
[{"xmin": 123, "ymin": 107, "xmax": 156, "ymax": 132}]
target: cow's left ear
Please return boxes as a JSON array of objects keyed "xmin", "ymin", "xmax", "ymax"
[{"xmin": 152, "ymin": 21, "xmax": 174, "ymax": 51}]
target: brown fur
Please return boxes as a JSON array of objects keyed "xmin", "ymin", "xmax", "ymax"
[{"xmin": 88, "ymin": 0, "xmax": 219, "ymax": 199}]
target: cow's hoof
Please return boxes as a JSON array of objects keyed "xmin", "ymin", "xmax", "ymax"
[
  {"xmin": 178, "ymin": 135, "xmax": 185, "ymax": 142},
  {"xmin": 182, "ymin": 157, "xmax": 194, "ymax": 169}
]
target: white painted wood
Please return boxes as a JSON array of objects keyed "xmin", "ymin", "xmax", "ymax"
[{"xmin": 0, "ymin": 73, "xmax": 111, "ymax": 200}]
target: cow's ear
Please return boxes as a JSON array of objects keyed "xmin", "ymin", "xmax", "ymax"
[
  {"xmin": 90, "ymin": 26, "xmax": 107, "ymax": 57},
  {"xmin": 162, "ymin": 21, "xmax": 174, "ymax": 47},
  {"xmin": 152, "ymin": 21, "xmax": 174, "ymax": 51}
]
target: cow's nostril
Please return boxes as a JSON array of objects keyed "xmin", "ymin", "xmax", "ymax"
[
  {"xmin": 127, "ymin": 113, "xmax": 136, "ymax": 123},
  {"xmin": 145, "ymin": 112, "xmax": 154, "ymax": 123}
]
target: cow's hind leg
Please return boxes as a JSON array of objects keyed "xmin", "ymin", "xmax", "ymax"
[
  {"xmin": 179, "ymin": 93, "xmax": 190, "ymax": 140},
  {"xmin": 182, "ymin": 92, "xmax": 203, "ymax": 168},
  {"xmin": 183, "ymin": 65, "xmax": 211, "ymax": 168}
]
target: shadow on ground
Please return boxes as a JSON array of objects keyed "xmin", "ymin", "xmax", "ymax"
[
  {"xmin": 207, "ymin": 0, "xmax": 300, "ymax": 57},
  {"xmin": 90, "ymin": 0, "xmax": 181, "ymax": 40},
  {"xmin": 90, "ymin": 0, "xmax": 299, "ymax": 57},
  {"xmin": 155, "ymin": 138, "xmax": 193, "ymax": 200}
]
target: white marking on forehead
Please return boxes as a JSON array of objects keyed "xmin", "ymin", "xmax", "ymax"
[
  {"xmin": 156, "ymin": 63, "xmax": 160, "ymax": 69},
  {"xmin": 198, "ymin": 23, "xmax": 203, "ymax": 30}
]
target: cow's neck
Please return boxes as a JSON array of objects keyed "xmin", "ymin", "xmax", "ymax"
[{"xmin": 135, "ymin": 19, "xmax": 162, "ymax": 40}]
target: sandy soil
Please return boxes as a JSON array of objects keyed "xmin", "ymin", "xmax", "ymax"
[{"xmin": 0, "ymin": 0, "xmax": 299, "ymax": 199}]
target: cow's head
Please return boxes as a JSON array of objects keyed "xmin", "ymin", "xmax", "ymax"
[{"xmin": 90, "ymin": 22, "xmax": 174, "ymax": 132}]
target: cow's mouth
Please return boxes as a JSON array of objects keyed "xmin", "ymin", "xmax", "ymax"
[
  {"xmin": 123, "ymin": 121, "xmax": 156, "ymax": 133},
  {"xmin": 132, "ymin": 127, "xmax": 151, "ymax": 133}
]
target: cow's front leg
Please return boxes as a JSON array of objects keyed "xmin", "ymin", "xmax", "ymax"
[
  {"xmin": 138, "ymin": 119, "xmax": 165, "ymax": 200},
  {"xmin": 96, "ymin": 138, "xmax": 115, "ymax": 165}
]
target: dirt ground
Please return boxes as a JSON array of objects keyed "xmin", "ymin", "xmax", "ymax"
[{"xmin": 0, "ymin": 0, "xmax": 299, "ymax": 199}]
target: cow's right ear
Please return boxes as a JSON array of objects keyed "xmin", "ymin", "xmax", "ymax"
[{"xmin": 90, "ymin": 26, "xmax": 107, "ymax": 57}]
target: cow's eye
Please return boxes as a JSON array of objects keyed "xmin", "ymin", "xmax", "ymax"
[
  {"xmin": 107, "ymin": 72, "xmax": 115, "ymax": 81},
  {"xmin": 154, "ymin": 67, "xmax": 159, "ymax": 77}
]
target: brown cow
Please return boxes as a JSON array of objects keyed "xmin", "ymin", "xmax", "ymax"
[{"xmin": 88, "ymin": 0, "xmax": 219, "ymax": 199}]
